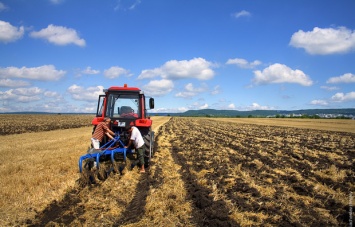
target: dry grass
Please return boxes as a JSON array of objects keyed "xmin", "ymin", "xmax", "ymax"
[{"xmin": 0, "ymin": 126, "xmax": 91, "ymax": 225}]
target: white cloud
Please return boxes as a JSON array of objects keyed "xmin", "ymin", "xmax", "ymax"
[
  {"xmin": 290, "ymin": 26, "xmax": 355, "ymax": 55},
  {"xmin": 310, "ymin": 100, "xmax": 328, "ymax": 106},
  {"xmin": 227, "ymin": 103, "xmax": 236, "ymax": 109},
  {"xmin": 12, "ymin": 87, "xmax": 42, "ymax": 96},
  {"xmin": 226, "ymin": 58, "xmax": 261, "ymax": 69},
  {"xmin": 320, "ymin": 86, "xmax": 339, "ymax": 91},
  {"xmin": 331, "ymin": 92, "xmax": 355, "ymax": 102},
  {"xmin": 30, "ymin": 24, "xmax": 86, "ymax": 47},
  {"xmin": 327, "ymin": 73, "xmax": 355, "ymax": 84},
  {"xmin": 247, "ymin": 103, "xmax": 274, "ymax": 110},
  {"xmin": 233, "ymin": 10, "xmax": 251, "ymax": 18},
  {"xmin": 82, "ymin": 66, "xmax": 100, "ymax": 75},
  {"xmin": 44, "ymin": 91, "xmax": 59, "ymax": 97},
  {"xmin": 0, "ymin": 79, "xmax": 30, "ymax": 87},
  {"xmin": 0, "ymin": 20, "xmax": 24, "ymax": 43},
  {"xmin": 104, "ymin": 66, "xmax": 131, "ymax": 79},
  {"xmin": 67, "ymin": 85, "xmax": 104, "ymax": 101},
  {"xmin": 175, "ymin": 83, "xmax": 208, "ymax": 99},
  {"xmin": 142, "ymin": 79, "xmax": 174, "ymax": 97},
  {"xmin": 253, "ymin": 63, "xmax": 313, "ymax": 86},
  {"xmin": 138, "ymin": 58, "xmax": 215, "ymax": 81},
  {"xmin": 0, "ymin": 87, "xmax": 42, "ymax": 103},
  {"xmin": 199, "ymin": 103, "xmax": 209, "ymax": 109},
  {"xmin": 0, "ymin": 65, "xmax": 66, "ymax": 81}
]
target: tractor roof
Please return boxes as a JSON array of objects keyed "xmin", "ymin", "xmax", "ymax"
[{"xmin": 107, "ymin": 84, "xmax": 141, "ymax": 92}]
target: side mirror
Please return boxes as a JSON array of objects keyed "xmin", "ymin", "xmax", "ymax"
[{"xmin": 149, "ymin": 98, "xmax": 154, "ymax": 109}]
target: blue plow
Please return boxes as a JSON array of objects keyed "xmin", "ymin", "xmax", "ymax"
[{"xmin": 78, "ymin": 133, "xmax": 133, "ymax": 184}]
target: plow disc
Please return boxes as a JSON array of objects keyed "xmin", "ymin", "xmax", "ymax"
[{"xmin": 78, "ymin": 133, "xmax": 133, "ymax": 186}]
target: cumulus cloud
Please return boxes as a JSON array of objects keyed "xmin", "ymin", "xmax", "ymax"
[
  {"xmin": 0, "ymin": 79, "xmax": 30, "ymax": 87},
  {"xmin": 226, "ymin": 58, "xmax": 261, "ymax": 69},
  {"xmin": 310, "ymin": 100, "xmax": 328, "ymax": 106},
  {"xmin": 104, "ymin": 66, "xmax": 131, "ymax": 79},
  {"xmin": 67, "ymin": 85, "xmax": 104, "ymax": 101},
  {"xmin": 81, "ymin": 66, "xmax": 100, "ymax": 75},
  {"xmin": 290, "ymin": 26, "xmax": 355, "ymax": 55},
  {"xmin": 232, "ymin": 10, "xmax": 251, "ymax": 18},
  {"xmin": 331, "ymin": 92, "xmax": 355, "ymax": 102},
  {"xmin": 44, "ymin": 91, "xmax": 59, "ymax": 97},
  {"xmin": 199, "ymin": 103, "xmax": 209, "ymax": 109},
  {"xmin": 12, "ymin": 87, "xmax": 42, "ymax": 96},
  {"xmin": 227, "ymin": 103, "xmax": 236, "ymax": 109},
  {"xmin": 0, "ymin": 65, "xmax": 66, "ymax": 81},
  {"xmin": 247, "ymin": 103, "xmax": 274, "ymax": 110},
  {"xmin": 327, "ymin": 73, "xmax": 355, "ymax": 84},
  {"xmin": 252, "ymin": 63, "xmax": 313, "ymax": 86},
  {"xmin": 138, "ymin": 58, "xmax": 215, "ymax": 81},
  {"xmin": 30, "ymin": 24, "xmax": 86, "ymax": 47},
  {"xmin": 0, "ymin": 87, "xmax": 42, "ymax": 103},
  {"xmin": 175, "ymin": 83, "xmax": 208, "ymax": 99},
  {"xmin": 142, "ymin": 79, "xmax": 174, "ymax": 97},
  {"xmin": 0, "ymin": 20, "xmax": 24, "ymax": 43}
]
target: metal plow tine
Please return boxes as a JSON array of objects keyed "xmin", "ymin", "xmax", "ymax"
[{"xmin": 77, "ymin": 159, "xmax": 97, "ymax": 187}]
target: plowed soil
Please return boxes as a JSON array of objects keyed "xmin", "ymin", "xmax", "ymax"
[{"xmin": 17, "ymin": 117, "xmax": 355, "ymax": 226}]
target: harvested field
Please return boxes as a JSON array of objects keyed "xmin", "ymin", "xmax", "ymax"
[
  {"xmin": 0, "ymin": 114, "xmax": 94, "ymax": 135},
  {"xmin": 0, "ymin": 116, "xmax": 354, "ymax": 226}
]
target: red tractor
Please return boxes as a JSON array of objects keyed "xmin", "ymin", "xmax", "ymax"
[
  {"xmin": 78, "ymin": 84, "xmax": 155, "ymax": 183},
  {"xmin": 93, "ymin": 84, "xmax": 155, "ymax": 162}
]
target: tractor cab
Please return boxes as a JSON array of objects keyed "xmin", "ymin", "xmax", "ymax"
[{"xmin": 92, "ymin": 84, "xmax": 154, "ymax": 136}]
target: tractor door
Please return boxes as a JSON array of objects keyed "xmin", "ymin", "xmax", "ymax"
[{"xmin": 96, "ymin": 95, "xmax": 106, "ymax": 117}]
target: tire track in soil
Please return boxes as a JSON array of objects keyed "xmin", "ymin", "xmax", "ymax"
[
  {"xmin": 26, "ymin": 188, "xmax": 84, "ymax": 226},
  {"xmin": 115, "ymin": 162, "xmax": 164, "ymax": 225},
  {"xmin": 164, "ymin": 119, "xmax": 240, "ymax": 227}
]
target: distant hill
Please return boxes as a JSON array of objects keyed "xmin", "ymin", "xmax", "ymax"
[{"xmin": 154, "ymin": 108, "xmax": 355, "ymax": 118}]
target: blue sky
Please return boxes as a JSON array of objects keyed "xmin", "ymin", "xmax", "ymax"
[{"xmin": 0, "ymin": 0, "xmax": 355, "ymax": 113}]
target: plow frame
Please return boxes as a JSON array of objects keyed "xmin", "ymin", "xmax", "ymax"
[{"xmin": 78, "ymin": 133, "xmax": 132, "ymax": 173}]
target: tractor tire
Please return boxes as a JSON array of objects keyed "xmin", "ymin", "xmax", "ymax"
[{"xmin": 143, "ymin": 129, "xmax": 154, "ymax": 168}]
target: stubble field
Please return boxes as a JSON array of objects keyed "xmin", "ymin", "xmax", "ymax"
[{"xmin": 0, "ymin": 115, "xmax": 354, "ymax": 226}]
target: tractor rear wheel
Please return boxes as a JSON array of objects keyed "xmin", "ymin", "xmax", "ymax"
[{"xmin": 143, "ymin": 129, "xmax": 154, "ymax": 168}]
